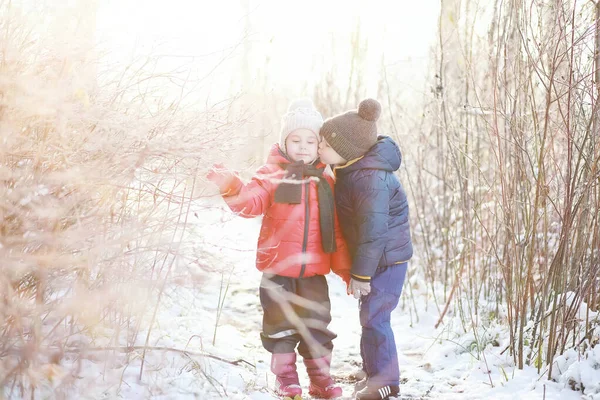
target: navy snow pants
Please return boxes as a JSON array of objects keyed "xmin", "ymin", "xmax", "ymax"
[
  {"xmin": 359, "ymin": 262, "xmax": 408, "ymax": 387},
  {"xmin": 259, "ymin": 273, "xmax": 336, "ymax": 359}
]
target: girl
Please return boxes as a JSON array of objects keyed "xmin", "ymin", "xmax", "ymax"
[{"xmin": 207, "ymin": 98, "xmax": 350, "ymax": 399}]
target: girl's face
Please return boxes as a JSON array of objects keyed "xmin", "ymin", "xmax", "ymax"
[
  {"xmin": 285, "ymin": 129, "xmax": 319, "ymax": 163},
  {"xmin": 318, "ymin": 137, "xmax": 347, "ymax": 166}
]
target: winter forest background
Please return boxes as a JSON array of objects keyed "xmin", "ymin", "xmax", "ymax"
[{"xmin": 2, "ymin": 0, "xmax": 600, "ymax": 399}]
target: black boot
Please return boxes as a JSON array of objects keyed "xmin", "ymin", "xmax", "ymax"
[{"xmin": 355, "ymin": 384, "xmax": 399, "ymax": 400}]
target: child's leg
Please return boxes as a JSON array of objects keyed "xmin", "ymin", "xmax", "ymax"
[
  {"xmin": 303, "ymin": 353, "xmax": 342, "ymax": 399},
  {"xmin": 259, "ymin": 274, "xmax": 303, "ymax": 397},
  {"xmin": 359, "ymin": 263, "xmax": 408, "ymax": 388},
  {"xmin": 295, "ymin": 275, "xmax": 337, "ymax": 359},
  {"xmin": 295, "ymin": 275, "xmax": 342, "ymax": 399},
  {"xmin": 270, "ymin": 352, "xmax": 302, "ymax": 398},
  {"xmin": 259, "ymin": 274, "xmax": 302, "ymax": 353}
]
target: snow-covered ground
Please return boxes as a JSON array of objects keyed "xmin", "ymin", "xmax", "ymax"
[{"xmin": 69, "ymin": 199, "xmax": 595, "ymax": 400}]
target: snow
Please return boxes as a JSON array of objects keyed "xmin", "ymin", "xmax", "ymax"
[{"xmin": 41, "ymin": 197, "xmax": 597, "ymax": 399}]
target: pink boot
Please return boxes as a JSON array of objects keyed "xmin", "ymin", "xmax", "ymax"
[
  {"xmin": 271, "ymin": 353, "xmax": 302, "ymax": 398},
  {"xmin": 303, "ymin": 355, "xmax": 343, "ymax": 399}
]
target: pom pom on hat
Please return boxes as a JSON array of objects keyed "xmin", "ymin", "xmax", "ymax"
[{"xmin": 358, "ymin": 98, "xmax": 381, "ymax": 121}]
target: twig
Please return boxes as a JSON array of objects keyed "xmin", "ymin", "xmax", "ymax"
[
  {"xmin": 182, "ymin": 351, "xmax": 227, "ymax": 398},
  {"xmin": 434, "ymin": 269, "xmax": 462, "ymax": 329},
  {"xmin": 68, "ymin": 345, "xmax": 255, "ymax": 368}
]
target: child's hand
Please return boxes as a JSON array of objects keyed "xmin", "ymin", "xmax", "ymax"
[
  {"xmin": 206, "ymin": 163, "xmax": 236, "ymax": 194},
  {"xmin": 348, "ymin": 278, "xmax": 371, "ymax": 299}
]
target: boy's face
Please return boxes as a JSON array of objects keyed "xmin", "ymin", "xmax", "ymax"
[
  {"xmin": 318, "ymin": 137, "xmax": 347, "ymax": 165},
  {"xmin": 285, "ymin": 129, "xmax": 319, "ymax": 164}
]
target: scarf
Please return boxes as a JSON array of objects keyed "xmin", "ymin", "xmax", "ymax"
[{"xmin": 273, "ymin": 161, "xmax": 336, "ymax": 254}]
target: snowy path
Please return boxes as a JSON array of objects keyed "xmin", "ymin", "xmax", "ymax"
[{"xmin": 90, "ymin": 203, "xmax": 582, "ymax": 400}]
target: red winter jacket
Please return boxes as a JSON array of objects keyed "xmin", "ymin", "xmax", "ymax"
[{"xmin": 219, "ymin": 144, "xmax": 351, "ymax": 285}]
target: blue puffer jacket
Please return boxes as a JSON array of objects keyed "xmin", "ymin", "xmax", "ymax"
[{"xmin": 333, "ymin": 136, "xmax": 413, "ymax": 281}]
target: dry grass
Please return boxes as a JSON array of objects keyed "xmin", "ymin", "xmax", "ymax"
[
  {"xmin": 0, "ymin": 3, "xmax": 244, "ymax": 397},
  {"xmin": 313, "ymin": 0, "xmax": 600, "ymax": 378},
  {"xmin": 396, "ymin": 0, "xmax": 600, "ymax": 374}
]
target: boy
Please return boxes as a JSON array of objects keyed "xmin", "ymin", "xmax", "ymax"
[{"xmin": 318, "ymin": 99, "xmax": 413, "ymax": 400}]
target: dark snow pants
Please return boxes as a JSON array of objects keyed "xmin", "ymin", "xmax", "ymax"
[
  {"xmin": 359, "ymin": 262, "xmax": 408, "ymax": 387},
  {"xmin": 259, "ymin": 273, "xmax": 336, "ymax": 359}
]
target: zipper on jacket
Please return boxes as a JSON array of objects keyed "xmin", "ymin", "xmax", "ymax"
[{"xmin": 299, "ymin": 181, "xmax": 310, "ymax": 278}]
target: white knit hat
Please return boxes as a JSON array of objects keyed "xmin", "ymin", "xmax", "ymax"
[{"xmin": 279, "ymin": 98, "xmax": 323, "ymax": 151}]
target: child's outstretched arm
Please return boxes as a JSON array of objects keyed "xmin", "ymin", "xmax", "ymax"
[
  {"xmin": 206, "ymin": 163, "xmax": 242, "ymax": 195},
  {"xmin": 350, "ymin": 172, "xmax": 390, "ymax": 281},
  {"xmin": 206, "ymin": 163, "xmax": 273, "ymax": 217}
]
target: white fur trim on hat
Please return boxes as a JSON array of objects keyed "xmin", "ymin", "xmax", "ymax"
[{"xmin": 279, "ymin": 98, "xmax": 323, "ymax": 149}]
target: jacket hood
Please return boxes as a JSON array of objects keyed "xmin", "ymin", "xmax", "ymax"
[{"xmin": 336, "ymin": 136, "xmax": 401, "ymax": 175}]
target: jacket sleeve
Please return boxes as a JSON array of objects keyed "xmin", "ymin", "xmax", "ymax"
[
  {"xmin": 331, "ymin": 199, "xmax": 352, "ymax": 287},
  {"xmin": 350, "ymin": 171, "xmax": 389, "ymax": 281},
  {"xmin": 222, "ymin": 165, "xmax": 273, "ymax": 218}
]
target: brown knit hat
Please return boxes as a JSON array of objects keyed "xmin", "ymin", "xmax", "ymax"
[{"xmin": 320, "ymin": 98, "xmax": 381, "ymax": 161}]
